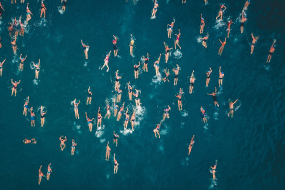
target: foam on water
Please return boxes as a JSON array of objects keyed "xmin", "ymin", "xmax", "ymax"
[
  {"xmin": 180, "ymin": 110, "xmax": 188, "ymax": 117},
  {"xmin": 173, "ymin": 49, "xmax": 182, "ymax": 59},
  {"xmin": 151, "ymin": 73, "xmax": 162, "ymax": 84},
  {"xmin": 213, "ymin": 19, "xmax": 225, "ymax": 30},
  {"xmin": 134, "ymin": 106, "xmax": 146, "ymax": 127},
  {"xmin": 58, "ymin": 6, "xmax": 64, "ymax": 14},
  {"xmin": 33, "ymin": 79, "xmax": 39, "ymax": 85},
  {"xmin": 100, "ymin": 138, "xmax": 106, "ymax": 143},
  {"xmin": 213, "ymin": 112, "xmax": 219, "ymax": 120},
  {"xmin": 120, "ymin": 128, "xmax": 133, "ymax": 135}
]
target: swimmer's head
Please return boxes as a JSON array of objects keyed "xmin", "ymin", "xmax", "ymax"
[
  {"xmin": 192, "ymin": 76, "xmax": 195, "ymax": 78},
  {"xmin": 244, "ymin": 15, "xmax": 247, "ymax": 18},
  {"xmin": 230, "ymin": 101, "xmax": 233, "ymax": 103},
  {"xmin": 202, "ymin": 18, "xmax": 204, "ymax": 20},
  {"xmin": 221, "ymin": 72, "xmax": 224, "ymax": 74}
]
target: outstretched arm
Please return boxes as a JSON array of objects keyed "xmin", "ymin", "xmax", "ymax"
[{"xmin": 233, "ymin": 99, "xmax": 238, "ymax": 104}]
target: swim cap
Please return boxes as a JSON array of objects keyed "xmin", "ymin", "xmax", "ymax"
[
  {"xmin": 202, "ymin": 18, "xmax": 204, "ymax": 20},
  {"xmin": 244, "ymin": 15, "xmax": 247, "ymax": 18},
  {"xmin": 176, "ymin": 67, "xmax": 179, "ymax": 70},
  {"xmin": 221, "ymin": 72, "xmax": 224, "ymax": 74}
]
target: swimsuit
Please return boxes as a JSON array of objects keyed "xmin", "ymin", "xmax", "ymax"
[
  {"xmin": 25, "ymin": 105, "xmax": 28, "ymax": 108},
  {"xmin": 88, "ymin": 92, "xmax": 92, "ymax": 97},
  {"xmin": 31, "ymin": 116, "xmax": 34, "ymax": 120}
]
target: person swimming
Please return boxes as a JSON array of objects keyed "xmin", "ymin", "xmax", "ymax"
[
  {"xmin": 71, "ymin": 139, "xmax": 77, "ymax": 155},
  {"xmin": 207, "ymin": 87, "xmax": 219, "ymax": 107},
  {"xmin": 219, "ymin": 66, "xmax": 224, "ymax": 87},
  {"xmin": 173, "ymin": 64, "xmax": 180, "ymax": 85},
  {"xmin": 164, "ymin": 42, "xmax": 172, "ymax": 63},
  {"xmin": 218, "ymin": 38, "xmax": 226, "ymax": 55},
  {"xmin": 0, "ymin": 59, "xmax": 6, "ymax": 76},
  {"xmin": 81, "ymin": 39, "xmax": 90, "ymax": 59},
  {"xmin": 11, "ymin": 79, "xmax": 21, "ymax": 97},
  {"xmin": 167, "ymin": 20, "xmax": 175, "ymax": 38},
  {"xmin": 189, "ymin": 70, "xmax": 195, "ymax": 94},
  {"xmin": 142, "ymin": 53, "xmax": 149, "ymax": 72},
  {"xmin": 46, "ymin": 163, "xmax": 52, "ymax": 180},
  {"xmin": 106, "ymin": 141, "xmax": 111, "ymax": 161},
  {"xmin": 151, "ymin": 0, "xmax": 159, "ymax": 18},
  {"xmin": 266, "ymin": 40, "xmax": 276, "ymax": 63},
  {"xmin": 200, "ymin": 33, "xmax": 209, "ymax": 48},
  {"xmin": 86, "ymin": 112, "xmax": 95, "ymax": 132},
  {"xmin": 188, "ymin": 135, "xmax": 195, "ymax": 155},
  {"xmin": 174, "ymin": 29, "xmax": 181, "ymax": 49},
  {"xmin": 216, "ymin": 4, "xmax": 226, "ymax": 21},
  {"xmin": 200, "ymin": 14, "xmax": 205, "ymax": 34},
  {"xmin": 101, "ymin": 51, "xmax": 111, "ymax": 72},
  {"xmin": 153, "ymin": 123, "xmax": 161, "ymax": 138},
  {"xmin": 113, "ymin": 35, "xmax": 118, "ymax": 57},
  {"xmin": 200, "ymin": 106, "xmax": 207, "ymax": 123},
  {"xmin": 206, "ymin": 67, "xmax": 212, "ymax": 87},
  {"xmin": 59, "ymin": 135, "xmax": 67, "ymax": 151},
  {"xmin": 250, "ymin": 33, "xmax": 259, "ymax": 54}
]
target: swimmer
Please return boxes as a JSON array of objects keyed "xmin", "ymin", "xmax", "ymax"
[
  {"xmin": 227, "ymin": 20, "xmax": 233, "ymax": 38},
  {"xmin": 133, "ymin": 89, "xmax": 140, "ymax": 107},
  {"xmin": 117, "ymin": 102, "xmax": 125, "ymax": 121},
  {"xmin": 124, "ymin": 108, "xmax": 129, "ymax": 130},
  {"xmin": 104, "ymin": 103, "xmax": 111, "ymax": 119},
  {"xmin": 151, "ymin": 0, "xmax": 159, "ymax": 18},
  {"xmin": 11, "ymin": 0, "xmax": 16, "ymax": 4},
  {"xmin": 0, "ymin": 59, "xmax": 6, "ymax": 76},
  {"xmin": 11, "ymin": 79, "xmax": 21, "ymax": 96},
  {"xmin": 86, "ymin": 112, "xmax": 95, "ymax": 132},
  {"xmin": 97, "ymin": 107, "xmax": 102, "ymax": 128},
  {"xmin": 240, "ymin": 10, "xmax": 247, "ymax": 34},
  {"xmin": 26, "ymin": 3, "xmax": 32, "ymax": 23},
  {"xmin": 228, "ymin": 99, "xmax": 238, "ymax": 118},
  {"xmin": 86, "ymin": 86, "xmax": 92, "ymax": 105},
  {"xmin": 175, "ymin": 29, "xmax": 182, "ymax": 49},
  {"xmin": 38, "ymin": 165, "xmax": 45, "ymax": 185},
  {"xmin": 13, "ymin": 18, "xmax": 21, "ymax": 37},
  {"xmin": 176, "ymin": 89, "xmax": 182, "ymax": 111},
  {"xmin": 134, "ymin": 62, "xmax": 140, "ymax": 79},
  {"xmin": 173, "ymin": 64, "xmax": 180, "ymax": 85},
  {"xmin": 101, "ymin": 51, "xmax": 111, "ymax": 72},
  {"xmin": 219, "ymin": 66, "xmax": 224, "ymax": 87},
  {"xmin": 208, "ymin": 87, "xmax": 219, "ymax": 107},
  {"xmin": 266, "ymin": 40, "xmax": 276, "ymax": 63},
  {"xmin": 182, "ymin": 0, "xmax": 186, "ymax": 4},
  {"xmin": 129, "ymin": 34, "xmax": 135, "ymax": 56},
  {"xmin": 117, "ymin": 86, "xmax": 122, "ymax": 102},
  {"xmin": 200, "ymin": 14, "xmax": 205, "ymax": 34},
  {"xmin": 218, "ymin": 38, "xmax": 226, "ymax": 55},
  {"xmin": 30, "ymin": 107, "xmax": 35, "ymax": 127},
  {"xmin": 0, "ymin": 3, "xmax": 4, "ymax": 19},
  {"xmin": 40, "ymin": 1, "xmax": 47, "ymax": 18},
  {"xmin": 8, "ymin": 24, "xmax": 13, "ymax": 38},
  {"xmin": 206, "ymin": 67, "xmax": 212, "ymax": 87},
  {"xmin": 188, "ymin": 135, "xmax": 195, "ymax": 155},
  {"xmin": 73, "ymin": 99, "xmax": 80, "ymax": 119},
  {"xmin": 131, "ymin": 110, "xmax": 136, "ymax": 130},
  {"xmin": 200, "ymin": 106, "xmax": 207, "ymax": 123},
  {"xmin": 59, "ymin": 135, "xmax": 67, "ymax": 151},
  {"xmin": 113, "ymin": 131, "xmax": 119, "ymax": 146},
  {"xmin": 61, "ymin": 0, "xmax": 67, "ymax": 12},
  {"xmin": 153, "ymin": 123, "xmax": 161, "ymax": 138},
  {"xmin": 200, "ymin": 33, "xmax": 209, "ymax": 48},
  {"xmin": 113, "ymin": 35, "xmax": 118, "ymax": 57},
  {"xmin": 216, "ymin": 4, "xmax": 226, "ymax": 21},
  {"xmin": 46, "ymin": 163, "xmax": 52, "ymax": 180},
  {"xmin": 11, "ymin": 37, "xmax": 17, "ymax": 54},
  {"xmin": 106, "ymin": 141, "xmax": 111, "ymax": 161},
  {"xmin": 204, "ymin": 0, "xmax": 208, "ymax": 5},
  {"xmin": 142, "ymin": 53, "xmax": 149, "ymax": 72},
  {"xmin": 21, "ymin": 0, "xmax": 24, "ymax": 3},
  {"xmin": 210, "ymin": 161, "xmax": 217, "ymax": 180},
  {"xmin": 115, "ymin": 70, "xmax": 121, "ymax": 91},
  {"xmin": 81, "ymin": 40, "xmax": 90, "ymax": 59},
  {"xmin": 114, "ymin": 153, "xmax": 119, "ymax": 174},
  {"xmin": 164, "ymin": 42, "xmax": 172, "ymax": 63},
  {"xmin": 162, "ymin": 68, "xmax": 170, "ymax": 82},
  {"xmin": 162, "ymin": 105, "xmax": 171, "ymax": 121},
  {"xmin": 71, "ymin": 139, "xmax": 77, "ymax": 155},
  {"xmin": 243, "ymin": 0, "xmax": 250, "ymax": 10},
  {"xmin": 19, "ymin": 54, "xmax": 27, "ymax": 71},
  {"xmin": 0, "ymin": 38, "xmax": 2, "ymax": 48},
  {"xmin": 23, "ymin": 96, "xmax": 29, "ymax": 116},
  {"xmin": 128, "ymin": 82, "xmax": 132, "ymax": 100},
  {"xmin": 250, "ymin": 33, "xmax": 259, "ymax": 54},
  {"xmin": 113, "ymin": 102, "xmax": 119, "ymax": 117},
  {"xmin": 40, "ymin": 106, "xmax": 46, "ymax": 127},
  {"xmin": 189, "ymin": 70, "xmax": 195, "ymax": 94},
  {"xmin": 33, "ymin": 59, "xmax": 40, "ymax": 79},
  {"xmin": 167, "ymin": 20, "xmax": 175, "ymax": 38},
  {"xmin": 153, "ymin": 54, "xmax": 161, "ymax": 76},
  {"xmin": 23, "ymin": 138, "xmax": 36, "ymax": 144}
]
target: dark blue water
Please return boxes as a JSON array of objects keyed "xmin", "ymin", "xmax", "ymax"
[{"xmin": 0, "ymin": 0, "xmax": 285, "ymax": 189}]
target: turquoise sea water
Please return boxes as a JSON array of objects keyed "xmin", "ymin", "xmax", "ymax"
[{"xmin": 0, "ymin": 0, "xmax": 285, "ymax": 189}]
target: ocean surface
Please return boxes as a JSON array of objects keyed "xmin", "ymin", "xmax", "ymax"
[{"xmin": 0, "ymin": 0, "xmax": 285, "ymax": 189}]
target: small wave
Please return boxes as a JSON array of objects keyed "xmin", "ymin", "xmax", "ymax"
[
  {"xmin": 203, "ymin": 123, "xmax": 208, "ymax": 130},
  {"xmin": 58, "ymin": 6, "xmax": 64, "ymax": 14},
  {"xmin": 76, "ymin": 125, "xmax": 81, "ymax": 130},
  {"xmin": 234, "ymin": 100, "xmax": 242, "ymax": 111},
  {"xmin": 213, "ymin": 112, "xmax": 219, "ymax": 120},
  {"xmin": 100, "ymin": 138, "xmax": 106, "ymax": 143}
]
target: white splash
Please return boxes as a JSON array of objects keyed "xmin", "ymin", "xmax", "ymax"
[
  {"xmin": 100, "ymin": 138, "xmax": 106, "ymax": 143},
  {"xmin": 58, "ymin": 6, "xmax": 64, "ymax": 14},
  {"xmin": 120, "ymin": 129, "xmax": 133, "ymax": 135},
  {"xmin": 180, "ymin": 110, "xmax": 188, "ymax": 117},
  {"xmin": 213, "ymin": 112, "xmax": 219, "ymax": 120},
  {"xmin": 173, "ymin": 49, "xmax": 182, "ymax": 59},
  {"xmin": 33, "ymin": 79, "xmax": 39, "ymax": 85},
  {"xmin": 213, "ymin": 19, "xmax": 225, "ymax": 29},
  {"xmin": 151, "ymin": 73, "xmax": 162, "ymax": 84}
]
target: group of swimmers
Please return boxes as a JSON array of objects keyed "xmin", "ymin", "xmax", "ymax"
[{"xmin": 0, "ymin": 0, "xmax": 278, "ymax": 184}]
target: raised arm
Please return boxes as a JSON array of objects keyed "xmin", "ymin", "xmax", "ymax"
[
  {"xmin": 233, "ymin": 99, "xmax": 238, "ymax": 104},
  {"xmin": 219, "ymin": 39, "xmax": 222, "ymax": 44},
  {"xmin": 138, "ymin": 62, "xmax": 140, "ymax": 67}
]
